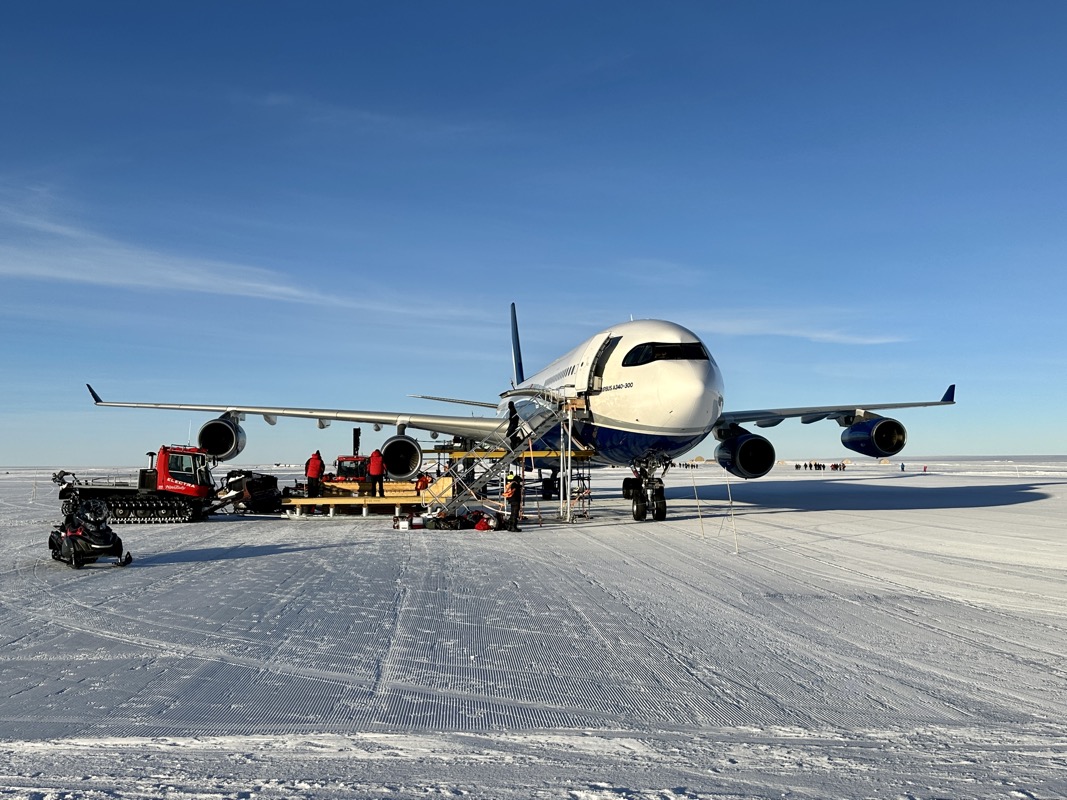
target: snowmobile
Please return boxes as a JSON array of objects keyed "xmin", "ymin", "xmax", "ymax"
[{"xmin": 48, "ymin": 494, "xmax": 133, "ymax": 569}]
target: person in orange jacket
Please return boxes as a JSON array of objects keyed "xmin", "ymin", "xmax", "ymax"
[{"xmin": 504, "ymin": 472, "xmax": 523, "ymax": 532}]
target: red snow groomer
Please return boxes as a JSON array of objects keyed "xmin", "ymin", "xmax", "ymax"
[
  {"xmin": 54, "ymin": 445, "xmax": 218, "ymax": 523},
  {"xmin": 54, "ymin": 445, "xmax": 282, "ymax": 523}
]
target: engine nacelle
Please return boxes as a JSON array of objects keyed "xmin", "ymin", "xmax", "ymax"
[
  {"xmin": 197, "ymin": 415, "xmax": 246, "ymax": 462},
  {"xmin": 715, "ymin": 432, "xmax": 776, "ymax": 479},
  {"xmin": 841, "ymin": 417, "xmax": 907, "ymax": 458},
  {"xmin": 381, "ymin": 434, "xmax": 423, "ymax": 481}
]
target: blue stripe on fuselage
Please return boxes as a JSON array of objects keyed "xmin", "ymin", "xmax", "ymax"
[{"xmin": 531, "ymin": 421, "xmax": 709, "ymax": 465}]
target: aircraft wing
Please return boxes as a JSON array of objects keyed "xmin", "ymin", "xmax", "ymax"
[
  {"xmin": 86, "ymin": 385, "xmax": 507, "ymax": 442},
  {"xmin": 717, "ymin": 384, "xmax": 956, "ymax": 429}
]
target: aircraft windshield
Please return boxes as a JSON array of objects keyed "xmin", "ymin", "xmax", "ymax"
[{"xmin": 621, "ymin": 341, "xmax": 709, "ymax": 367}]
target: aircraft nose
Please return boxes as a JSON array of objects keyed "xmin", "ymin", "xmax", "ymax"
[{"xmin": 656, "ymin": 361, "xmax": 720, "ymax": 431}]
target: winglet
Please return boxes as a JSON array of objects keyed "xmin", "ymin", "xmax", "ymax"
[
  {"xmin": 941, "ymin": 384, "xmax": 956, "ymax": 404},
  {"xmin": 510, "ymin": 302, "xmax": 525, "ymax": 386},
  {"xmin": 86, "ymin": 383, "xmax": 103, "ymax": 404}
]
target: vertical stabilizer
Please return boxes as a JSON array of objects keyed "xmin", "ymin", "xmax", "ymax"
[{"xmin": 510, "ymin": 302, "xmax": 525, "ymax": 386}]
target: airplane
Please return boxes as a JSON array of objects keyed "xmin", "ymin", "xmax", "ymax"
[{"xmin": 86, "ymin": 303, "xmax": 955, "ymax": 521}]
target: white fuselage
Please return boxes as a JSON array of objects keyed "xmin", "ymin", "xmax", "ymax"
[{"xmin": 501, "ymin": 320, "xmax": 724, "ymax": 465}]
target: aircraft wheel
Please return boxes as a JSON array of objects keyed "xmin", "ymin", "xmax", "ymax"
[
  {"xmin": 632, "ymin": 495, "xmax": 647, "ymax": 521},
  {"xmin": 652, "ymin": 500, "xmax": 667, "ymax": 521},
  {"xmin": 621, "ymin": 478, "xmax": 639, "ymax": 499}
]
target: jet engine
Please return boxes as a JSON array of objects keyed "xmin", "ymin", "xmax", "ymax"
[
  {"xmin": 381, "ymin": 434, "xmax": 423, "ymax": 481},
  {"xmin": 841, "ymin": 417, "xmax": 907, "ymax": 458},
  {"xmin": 715, "ymin": 431, "xmax": 776, "ymax": 480},
  {"xmin": 197, "ymin": 415, "xmax": 246, "ymax": 462}
]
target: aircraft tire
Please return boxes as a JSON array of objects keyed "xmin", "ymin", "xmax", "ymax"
[{"xmin": 632, "ymin": 495, "xmax": 647, "ymax": 521}]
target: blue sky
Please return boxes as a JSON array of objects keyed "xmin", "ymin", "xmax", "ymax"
[{"xmin": 2, "ymin": 1, "xmax": 1065, "ymax": 466}]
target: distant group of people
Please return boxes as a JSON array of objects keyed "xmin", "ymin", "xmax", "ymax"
[{"xmin": 794, "ymin": 461, "xmax": 846, "ymax": 471}]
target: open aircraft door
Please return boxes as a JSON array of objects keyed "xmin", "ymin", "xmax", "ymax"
[{"xmin": 573, "ymin": 333, "xmax": 622, "ymax": 397}]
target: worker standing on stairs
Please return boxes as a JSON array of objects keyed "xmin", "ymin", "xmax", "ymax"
[{"xmin": 506, "ymin": 401, "xmax": 523, "ymax": 451}]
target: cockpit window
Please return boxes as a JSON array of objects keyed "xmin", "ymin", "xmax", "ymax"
[{"xmin": 621, "ymin": 341, "xmax": 709, "ymax": 367}]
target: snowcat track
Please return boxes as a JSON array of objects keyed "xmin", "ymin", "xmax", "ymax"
[{"xmin": 98, "ymin": 496, "xmax": 202, "ymax": 524}]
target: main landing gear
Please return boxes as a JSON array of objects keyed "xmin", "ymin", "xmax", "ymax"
[{"xmin": 621, "ymin": 462, "xmax": 668, "ymax": 522}]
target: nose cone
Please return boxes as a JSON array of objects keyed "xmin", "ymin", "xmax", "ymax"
[{"xmin": 655, "ymin": 358, "xmax": 723, "ymax": 433}]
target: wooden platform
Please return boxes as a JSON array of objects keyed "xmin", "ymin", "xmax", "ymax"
[{"xmin": 281, "ymin": 477, "xmax": 453, "ymax": 518}]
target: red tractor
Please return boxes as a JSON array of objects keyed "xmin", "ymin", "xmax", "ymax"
[{"xmin": 331, "ymin": 455, "xmax": 370, "ymax": 484}]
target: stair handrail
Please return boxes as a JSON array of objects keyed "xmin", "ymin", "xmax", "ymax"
[{"xmin": 428, "ymin": 398, "xmax": 569, "ymax": 517}]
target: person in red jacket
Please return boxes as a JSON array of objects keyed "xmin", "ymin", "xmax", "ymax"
[
  {"xmin": 305, "ymin": 450, "xmax": 326, "ymax": 498},
  {"xmin": 368, "ymin": 449, "xmax": 386, "ymax": 497}
]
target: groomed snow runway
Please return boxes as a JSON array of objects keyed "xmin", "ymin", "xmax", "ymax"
[{"xmin": 2, "ymin": 460, "xmax": 1066, "ymax": 798}]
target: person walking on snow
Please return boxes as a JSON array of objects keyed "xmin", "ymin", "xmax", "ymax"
[{"xmin": 368, "ymin": 449, "xmax": 386, "ymax": 497}]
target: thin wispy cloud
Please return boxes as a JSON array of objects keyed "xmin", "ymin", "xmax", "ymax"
[
  {"xmin": 0, "ymin": 203, "xmax": 377, "ymax": 310},
  {"xmin": 587, "ymin": 258, "xmax": 906, "ymax": 346},
  {"xmin": 238, "ymin": 91, "xmax": 499, "ymax": 144},
  {"xmin": 690, "ymin": 310, "xmax": 906, "ymax": 346}
]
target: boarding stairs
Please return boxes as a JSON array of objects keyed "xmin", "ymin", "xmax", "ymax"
[{"xmin": 427, "ymin": 392, "xmax": 581, "ymax": 518}]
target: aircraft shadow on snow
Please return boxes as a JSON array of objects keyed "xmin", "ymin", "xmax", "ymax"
[
  {"xmin": 669, "ymin": 474, "xmax": 1055, "ymax": 513},
  {"xmin": 133, "ymin": 539, "xmax": 351, "ymax": 566}
]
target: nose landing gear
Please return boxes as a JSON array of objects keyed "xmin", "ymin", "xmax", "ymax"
[{"xmin": 623, "ymin": 462, "xmax": 669, "ymax": 522}]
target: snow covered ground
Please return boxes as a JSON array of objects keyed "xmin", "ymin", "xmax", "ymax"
[{"xmin": 1, "ymin": 458, "xmax": 1066, "ymax": 799}]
